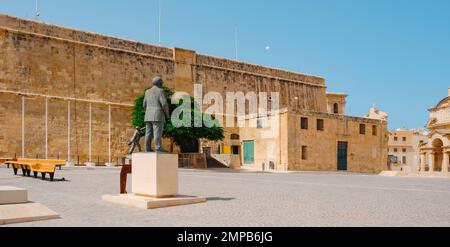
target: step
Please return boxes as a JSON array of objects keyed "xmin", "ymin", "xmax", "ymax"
[
  {"xmin": 0, "ymin": 186, "xmax": 28, "ymax": 205},
  {"xmin": 0, "ymin": 203, "xmax": 59, "ymax": 225}
]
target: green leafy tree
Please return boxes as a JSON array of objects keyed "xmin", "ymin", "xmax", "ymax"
[{"xmin": 132, "ymin": 87, "xmax": 224, "ymax": 153}]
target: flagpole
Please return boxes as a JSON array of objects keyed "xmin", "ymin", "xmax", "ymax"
[
  {"xmin": 158, "ymin": 0, "xmax": 162, "ymax": 45},
  {"xmin": 235, "ymin": 28, "xmax": 238, "ymax": 60},
  {"xmin": 35, "ymin": 0, "xmax": 40, "ymax": 19}
]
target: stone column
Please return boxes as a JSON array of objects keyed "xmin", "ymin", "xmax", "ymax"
[
  {"xmin": 420, "ymin": 153, "xmax": 426, "ymax": 173},
  {"xmin": 429, "ymin": 152, "xmax": 435, "ymax": 173},
  {"xmin": 443, "ymin": 151, "xmax": 449, "ymax": 173}
]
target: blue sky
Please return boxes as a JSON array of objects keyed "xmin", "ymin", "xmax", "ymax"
[{"xmin": 1, "ymin": 0, "xmax": 449, "ymax": 129}]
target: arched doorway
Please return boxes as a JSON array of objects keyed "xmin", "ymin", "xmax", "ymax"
[
  {"xmin": 333, "ymin": 103, "xmax": 339, "ymax": 114},
  {"xmin": 432, "ymin": 138, "xmax": 444, "ymax": 172}
]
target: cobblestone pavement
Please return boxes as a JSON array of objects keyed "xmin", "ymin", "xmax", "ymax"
[{"xmin": 1, "ymin": 166, "xmax": 450, "ymax": 227}]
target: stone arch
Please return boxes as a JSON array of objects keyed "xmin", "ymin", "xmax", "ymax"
[{"xmin": 432, "ymin": 138, "xmax": 444, "ymax": 172}]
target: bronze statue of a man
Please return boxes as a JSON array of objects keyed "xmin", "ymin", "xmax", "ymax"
[{"xmin": 143, "ymin": 76, "xmax": 170, "ymax": 152}]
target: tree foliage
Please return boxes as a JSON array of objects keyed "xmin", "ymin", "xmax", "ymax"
[{"xmin": 132, "ymin": 87, "xmax": 224, "ymax": 153}]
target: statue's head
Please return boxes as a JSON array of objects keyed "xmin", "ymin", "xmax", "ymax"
[{"xmin": 152, "ymin": 76, "xmax": 164, "ymax": 88}]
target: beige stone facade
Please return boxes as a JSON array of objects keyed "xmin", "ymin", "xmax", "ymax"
[
  {"xmin": 0, "ymin": 14, "xmax": 388, "ymax": 173},
  {"xmin": 388, "ymin": 129, "xmax": 428, "ymax": 172},
  {"xmin": 419, "ymin": 87, "xmax": 450, "ymax": 174},
  {"xmin": 239, "ymin": 109, "xmax": 388, "ymax": 173}
]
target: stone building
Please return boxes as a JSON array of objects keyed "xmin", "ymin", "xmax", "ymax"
[
  {"xmin": 0, "ymin": 14, "xmax": 388, "ymax": 172},
  {"xmin": 419, "ymin": 88, "xmax": 450, "ymax": 174},
  {"xmin": 239, "ymin": 101, "xmax": 388, "ymax": 173},
  {"xmin": 388, "ymin": 129, "xmax": 428, "ymax": 172}
]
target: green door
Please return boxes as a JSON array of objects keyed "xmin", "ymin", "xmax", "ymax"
[
  {"xmin": 337, "ymin": 141, "xmax": 348, "ymax": 171},
  {"xmin": 243, "ymin": 141, "xmax": 255, "ymax": 165}
]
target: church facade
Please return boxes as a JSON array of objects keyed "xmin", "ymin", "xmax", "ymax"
[{"xmin": 419, "ymin": 88, "xmax": 450, "ymax": 174}]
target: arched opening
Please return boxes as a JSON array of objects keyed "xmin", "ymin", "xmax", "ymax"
[
  {"xmin": 333, "ymin": 103, "xmax": 339, "ymax": 114},
  {"xmin": 432, "ymin": 138, "xmax": 444, "ymax": 172}
]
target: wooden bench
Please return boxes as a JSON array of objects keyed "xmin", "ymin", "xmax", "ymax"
[
  {"xmin": 5, "ymin": 159, "xmax": 66, "ymax": 181},
  {"xmin": 0, "ymin": 157, "xmax": 14, "ymax": 168}
]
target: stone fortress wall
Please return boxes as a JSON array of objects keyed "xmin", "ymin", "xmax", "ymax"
[{"xmin": 0, "ymin": 14, "xmax": 327, "ymax": 164}]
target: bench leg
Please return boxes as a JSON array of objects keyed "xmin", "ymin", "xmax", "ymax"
[
  {"xmin": 58, "ymin": 165, "xmax": 62, "ymax": 170},
  {"xmin": 21, "ymin": 168, "xmax": 27, "ymax": 176},
  {"xmin": 49, "ymin": 173, "xmax": 55, "ymax": 181},
  {"xmin": 13, "ymin": 168, "xmax": 18, "ymax": 175},
  {"xmin": 33, "ymin": 171, "xmax": 38, "ymax": 178},
  {"xmin": 41, "ymin": 172, "xmax": 46, "ymax": 180},
  {"xmin": 26, "ymin": 170, "xmax": 31, "ymax": 177}
]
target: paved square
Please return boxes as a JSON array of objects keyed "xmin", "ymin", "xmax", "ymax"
[{"xmin": 1, "ymin": 166, "xmax": 450, "ymax": 227}]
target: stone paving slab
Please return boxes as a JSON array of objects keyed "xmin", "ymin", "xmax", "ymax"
[{"xmin": 1, "ymin": 166, "xmax": 450, "ymax": 227}]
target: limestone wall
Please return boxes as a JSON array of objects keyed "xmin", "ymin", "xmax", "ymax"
[
  {"xmin": 0, "ymin": 14, "xmax": 327, "ymax": 163},
  {"xmin": 239, "ymin": 111, "xmax": 388, "ymax": 173},
  {"xmin": 287, "ymin": 112, "xmax": 388, "ymax": 173}
]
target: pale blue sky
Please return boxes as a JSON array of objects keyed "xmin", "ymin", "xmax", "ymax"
[{"xmin": 1, "ymin": 0, "xmax": 449, "ymax": 129}]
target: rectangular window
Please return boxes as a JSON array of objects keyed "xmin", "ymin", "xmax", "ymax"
[
  {"xmin": 403, "ymin": 137, "xmax": 407, "ymax": 142},
  {"xmin": 301, "ymin": 117, "xmax": 308, "ymax": 130},
  {"xmin": 359, "ymin": 124, "xmax": 366, "ymax": 135},
  {"xmin": 403, "ymin": 148, "xmax": 407, "ymax": 153},
  {"xmin": 301, "ymin": 146, "xmax": 308, "ymax": 160},
  {"xmin": 257, "ymin": 119, "xmax": 263, "ymax": 129},
  {"xmin": 402, "ymin": 156, "xmax": 407, "ymax": 164},
  {"xmin": 372, "ymin": 125, "xmax": 377, "ymax": 136},
  {"xmin": 317, "ymin": 119, "xmax": 324, "ymax": 131},
  {"xmin": 394, "ymin": 148, "xmax": 398, "ymax": 153},
  {"xmin": 394, "ymin": 137, "xmax": 398, "ymax": 141}
]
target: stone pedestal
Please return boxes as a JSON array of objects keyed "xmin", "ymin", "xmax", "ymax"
[
  {"xmin": 103, "ymin": 152, "xmax": 206, "ymax": 209},
  {"xmin": 0, "ymin": 186, "xmax": 27, "ymax": 205},
  {"xmin": 0, "ymin": 186, "xmax": 59, "ymax": 225},
  {"xmin": 132, "ymin": 152, "xmax": 178, "ymax": 198},
  {"xmin": 105, "ymin": 163, "xmax": 115, "ymax": 168},
  {"xmin": 85, "ymin": 162, "xmax": 96, "ymax": 168}
]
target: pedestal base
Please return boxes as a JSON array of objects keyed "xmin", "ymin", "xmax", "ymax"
[
  {"xmin": 0, "ymin": 186, "xmax": 59, "ymax": 225},
  {"xmin": 66, "ymin": 161, "xmax": 74, "ymax": 167},
  {"xmin": 85, "ymin": 162, "xmax": 96, "ymax": 167},
  {"xmin": 103, "ymin": 194, "xmax": 206, "ymax": 209},
  {"xmin": 0, "ymin": 203, "xmax": 59, "ymax": 225},
  {"xmin": 0, "ymin": 186, "xmax": 27, "ymax": 205},
  {"xmin": 105, "ymin": 163, "xmax": 115, "ymax": 167}
]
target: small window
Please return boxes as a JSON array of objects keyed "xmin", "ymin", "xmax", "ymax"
[
  {"xmin": 268, "ymin": 97, "xmax": 273, "ymax": 111},
  {"xmin": 333, "ymin": 103, "xmax": 339, "ymax": 114},
  {"xmin": 301, "ymin": 117, "xmax": 308, "ymax": 130},
  {"xmin": 403, "ymin": 137, "xmax": 407, "ymax": 142},
  {"xmin": 372, "ymin": 125, "xmax": 377, "ymax": 136},
  {"xmin": 402, "ymin": 156, "xmax": 407, "ymax": 164},
  {"xmin": 257, "ymin": 119, "xmax": 263, "ymax": 129},
  {"xmin": 231, "ymin": 146, "xmax": 239, "ymax": 155},
  {"xmin": 317, "ymin": 119, "xmax": 324, "ymax": 131},
  {"xmin": 394, "ymin": 148, "xmax": 398, "ymax": 153},
  {"xmin": 230, "ymin": 134, "xmax": 240, "ymax": 140},
  {"xmin": 301, "ymin": 146, "xmax": 308, "ymax": 160},
  {"xmin": 403, "ymin": 148, "xmax": 407, "ymax": 153},
  {"xmin": 359, "ymin": 124, "xmax": 366, "ymax": 135},
  {"xmin": 394, "ymin": 137, "xmax": 398, "ymax": 141}
]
